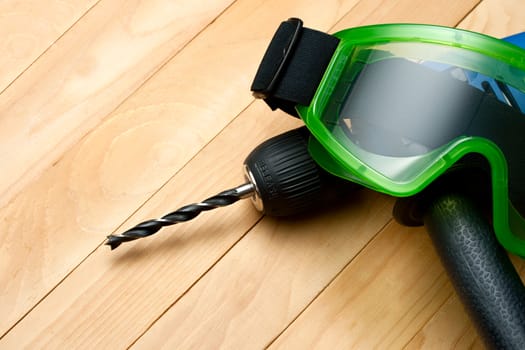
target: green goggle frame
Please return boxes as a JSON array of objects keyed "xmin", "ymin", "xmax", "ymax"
[{"xmin": 252, "ymin": 20, "xmax": 525, "ymax": 257}]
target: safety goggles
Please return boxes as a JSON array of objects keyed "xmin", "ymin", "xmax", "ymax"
[{"xmin": 252, "ymin": 19, "xmax": 525, "ymax": 257}]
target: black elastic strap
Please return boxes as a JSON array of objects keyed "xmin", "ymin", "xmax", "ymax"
[{"xmin": 251, "ymin": 18, "xmax": 340, "ymax": 116}]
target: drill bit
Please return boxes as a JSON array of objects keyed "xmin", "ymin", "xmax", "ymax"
[{"xmin": 106, "ymin": 183, "xmax": 256, "ymax": 250}]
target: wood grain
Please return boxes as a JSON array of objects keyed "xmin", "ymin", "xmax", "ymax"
[
  {"xmin": 268, "ymin": 223, "xmax": 452, "ymax": 349},
  {"xmin": 0, "ymin": 0, "xmax": 238, "ymax": 336},
  {"xmin": 0, "ymin": 0, "xmax": 366, "ymax": 339},
  {"xmin": 0, "ymin": 0, "xmax": 235, "ymax": 210},
  {"xmin": 405, "ymin": 292, "xmax": 489, "ymax": 350},
  {"xmin": 0, "ymin": 102, "xmax": 298, "ymax": 349},
  {"xmin": 2, "ymin": 0, "xmax": 525, "ymax": 349},
  {"xmin": 457, "ymin": 0, "xmax": 525, "ymax": 37},
  {"xmin": 0, "ymin": 0, "xmax": 375, "ymax": 343},
  {"xmin": 130, "ymin": 192, "xmax": 393, "ymax": 350},
  {"xmin": 331, "ymin": 0, "xmax": 481, "ymax": 28},
  {"xmin": 0, "ymin": 0, "xmax": 99, "ymax": 93},
  {"xmin": 268, "ymin": 233, "xmax": 525, "ymax": 349}
]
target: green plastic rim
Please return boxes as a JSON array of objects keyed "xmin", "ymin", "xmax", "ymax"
[{"xmin": 296, "ymin": 24, "xmax": 525, "ymax": 257}]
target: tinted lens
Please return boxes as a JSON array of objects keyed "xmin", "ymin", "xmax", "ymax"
[
  {"xmin": 336, "ymin": 58, "xmax": 483, "ymax": 157},
  {"xmin": 321, "ymin": 43, "xmax": 525, "ymax": 165}
]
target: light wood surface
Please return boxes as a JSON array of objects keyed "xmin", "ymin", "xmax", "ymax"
[{"xmin": 1, "ymin": 0, "xmax": 524, "ymax": 348}]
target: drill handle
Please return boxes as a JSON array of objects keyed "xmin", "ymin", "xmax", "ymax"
[{"xmin": 424, "ymin": 193, "xmax": 525, "ymax": 349}]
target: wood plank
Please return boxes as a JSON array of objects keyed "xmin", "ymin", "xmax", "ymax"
[
  {"xmin": 457, "ymin": 0, "xmax": 525, "ymax": 37},
  {"xmin": 269, "ymin": 229, "xmax": 523, "ymax": 349},
  {"xmin": 0, "ymin": 0, "xmax": 99, "ymax": 92},
  {"xmin": 0, "ymin": 0, "xmax": 368, "ymax": 340},
  {"xmin": 0, "ymin": 0, "xmax": 235, "ymax": 210},
  {"xmin": 0, "ymin": 0, "xmax": 236, "ymax": 336},
  {"xmin": 331, "ymin": 0, "xmax": 480, "ymax": 28},
  {"xmin": 268, "ymin": 223, "xmax": 452, "ymax": 349},
  {"xmin": 0, "ymin": 100, "xmax": 357, "ymax": 349},
  {"xmin": 405, "ymin": 293, "xmax": 490, "ymax": 350},
  {"xmin": 131, "ymin": 194, "xmax": 393, "ymax": 350}
]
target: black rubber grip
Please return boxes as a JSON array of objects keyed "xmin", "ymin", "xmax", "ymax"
[{"xmin": 424, "ymin": 193, "xmax": 525, "ymax": 349}]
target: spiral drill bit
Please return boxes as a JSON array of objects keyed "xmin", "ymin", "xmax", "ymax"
[{"xmin": 105, "ymin": 183, "xmax": 256, "ymax": 250}]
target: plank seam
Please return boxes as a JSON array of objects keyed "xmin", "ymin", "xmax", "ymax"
[
  {"xmin": 399, "ymin": 278, "xmax": 455, "ymax": 349},
  {"xmin": 0, "ymin": 100, "xmax": 254, "ymax": 342},
  {"xmin": 454, "ymin": 0, "xmax": 483, "ymax": 27},
  {"xmin": 264, "ymin": 218, "xmax": 394, "ymax": 349},
  {"xmin": 0, "ymin": 0, "xmax": 239, "ymax": 210},
  {"xmin": 400, "ymin": 293, "xmax": 472, "ymax": 350},
  {"xmin": 0, "ymin": 0, "xmax": 103, "ymax": 96},
  {"xmin": 0, "ymin": 0, "xmax": 241, "ymax": 339},
  {"xmin": 126, "ymin": 215, "xmax": 265, "ymax": 349}
]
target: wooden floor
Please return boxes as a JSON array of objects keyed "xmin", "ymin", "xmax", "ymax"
[{"xmin": 1, "ymin": 0, "xmax": 525, "ymax": 348}]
